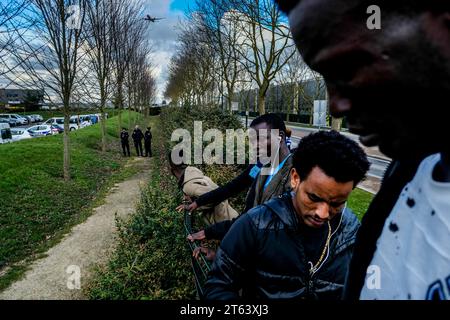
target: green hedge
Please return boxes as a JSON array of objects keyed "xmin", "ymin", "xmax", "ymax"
[
  {"xmin": 0, "ymin": 111, "xmax": 146, "ymax": 291},
  {"xmin": 87, "ymin": 106, "xmax": 246, "ymax": 299}
]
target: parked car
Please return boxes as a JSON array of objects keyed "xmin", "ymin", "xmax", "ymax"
[
  {"xmin": 51, "ymin": 124, "xmax": 64, "ymax": 134},
  {"xmin": 0, "ymin": 122, "xmax": 12, "ymax": 144},
  {"xmin": 0, "ymin": 116, "xmax": 19, "ymax": 127},
  {"xmin": 14, "ymin": 114, "xmax": 30, "ymax": 124},
  {"xmin": 70, "ymin": 115, "xmax": 96, "ymax": 129},
  {"xmin": 88, "ymin": 114, "xmax": 99, "ymax": 124},
  {"xmin": 44, "ymin": 117, "xmax": 78, "ymax": 131},
  {"xmin": 11, "ymin": 127, "xmax": 32, "ymax": 141},
  {"xmin": 23, "ymin": 115, "xmax": 35, "ymax": 123},
  {"xmin": 69, "ymin": 116, "xmax": 82, "ymax": 129},
  {"xmin": 32, "ymin": 114, "xmax": 44, "ymax": 122},
  {"xmin": 80, "ymin": 119, "xmax": 91, "ymax": 128},
  {"xmin": 0, "ymin": 114, "xmax": 28, "ymax": 125},
  {"xmin": 25, "ymin": 115, "xmax": 39, "ymax": 123},
  {"xmin": 27, "ymin": 124, "xmax": 54, "ymax": 137},
  {"xmin": 13, "ymin": 114, "xmax": 29, "ymax": 124}
]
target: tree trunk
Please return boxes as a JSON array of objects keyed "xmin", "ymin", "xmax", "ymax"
[
  {"xmin": 257, "ymin": 94, "xmax": 265, "ymax": 115},
  {"xmin": 100, "ymin": 103, "xmax": 107, "ymax": 152},
  {"xmin": 227, "ymin": 97, "xmax": 232, "ymax": 114},
  {"xmin": 128, "ymin": 99, "xmax": 131, "ymax": 131},
  {"xmin": 63, "ymin": 101, "xmax": 70, "ymax": 181},
  {"xmin": 116, "ymin": 82, "xmax": 123, "ymax": 135}
]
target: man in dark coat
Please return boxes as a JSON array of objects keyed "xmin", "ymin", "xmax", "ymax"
[
  {"xmin": 184, "ymin": 114, "xmax": 292, "ymax": 243},
  {"xmin": 275, "ymin": 0, "xmax": 450, "ymax": 300},
  {"xmin": 144, "ymin": 127, "xmax": 152, "ymax": 157},
  {"xmin": 120, "ymin": 127, "xmax": 130, "ymax": 157},
  {"xmin": 131, "ymin": 125, "xmax": 144, "ymax": 157},
  {"xmin": 204, "ymin": 131, "xmax": 370, "ymax": 300}
]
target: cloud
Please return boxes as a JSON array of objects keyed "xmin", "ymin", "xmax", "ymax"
[
  {"xmin": 144, "ymin": 0, "xmax": 185, "ymax": 102},
  {"xmin": 0, "ymin": 0, "xmax": 187, "ymax": 104}
]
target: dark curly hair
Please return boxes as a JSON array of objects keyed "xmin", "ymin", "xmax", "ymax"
[{"xmin": 293, "ymin": 130, "xmax": 370, "ymax": 186}]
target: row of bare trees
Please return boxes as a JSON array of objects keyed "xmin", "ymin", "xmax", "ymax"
[
  {"xmin": 164, "ymin": 0, "xmax": 324, "ymax": 117},
  {"xmin": 1, "ymin": 0, "xmax": 156, "ymax": 181}
]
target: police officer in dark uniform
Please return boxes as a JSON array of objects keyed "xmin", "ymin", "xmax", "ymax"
[
  {"xmin": 132, "ymin": 125, "xmax": 144, "ymax": 157},
  {"xmin": 144, "ymin": 127, "xmax": 152, "ymax": 157},
  {"xmin": 120, "ymin": 127, "xmax": 130, "ymax": 157}
]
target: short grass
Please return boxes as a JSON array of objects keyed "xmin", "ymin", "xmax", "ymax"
[
  {"xmin": 348, "ymin": 188, "xmax": 374, "ymax": 220},
  {"xmin": 0, "ymin": 111, "xmax": 151, "ymax": 290}
]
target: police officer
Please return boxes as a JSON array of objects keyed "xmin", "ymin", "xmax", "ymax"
[
  {"xmin": 120, "ymin": 127, "xmax": 130, "ymax": 157},
  {"xmin": 132, "ymin": 125, "xmax": 144, "ymax": 157},
  {"xmin": 144, "ymin": 127, "xmax": 152, "ymax": 157}
]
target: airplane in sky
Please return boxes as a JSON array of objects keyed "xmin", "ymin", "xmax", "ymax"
[{"xmin": 144, "ymin": 15, "xmax": 165, "ymax": 22}]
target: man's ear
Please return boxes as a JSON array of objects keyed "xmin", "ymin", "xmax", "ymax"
[{"xmin": 290, "ymin": 168, "xmax": 300, "ymax": 190}]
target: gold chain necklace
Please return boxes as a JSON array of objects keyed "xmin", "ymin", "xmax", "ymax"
[{"xmin": 309, "ymin": 220, "xmax": 332, "ymax": 276}]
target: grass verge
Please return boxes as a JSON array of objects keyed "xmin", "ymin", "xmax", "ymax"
[
  {"xmin": 348, "ymin": 188, "xmax": 374, "ymax": 220},
  {"xmin": 0, "ymin": 111, "xmax": 149, "ymax": 291}
]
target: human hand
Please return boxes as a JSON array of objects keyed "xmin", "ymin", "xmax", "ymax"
[
  {"xmin": 187, "ymin": 230, "xmax": 206, "ymax": 242},
  {"xmin": 193, "ymin": 246, "xmax": 216, "ymax": 261},
  {"xmin": 176, "ymin": 201, "xmax": 198, "ymax": 213}
]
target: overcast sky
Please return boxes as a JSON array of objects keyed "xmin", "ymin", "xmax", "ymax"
[
  {"xmin": 0, "ymin": 0, "xmax": 194, "ymax": 104},
  {"xmin": 144, "ymin": 0, "xmax": 194, "ymax": 103}
]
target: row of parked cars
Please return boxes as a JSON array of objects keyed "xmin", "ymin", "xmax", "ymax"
[
  {"xmin": 0, "ymin": 113, "xmax": 44, "ymax": 126},
  {"xmin": 0, "ymin": 122, "xmax": 65, "ymax": 143},
  {"xmin": 0, "ymin": 113, "xmax": 107, "ymax": 143}
]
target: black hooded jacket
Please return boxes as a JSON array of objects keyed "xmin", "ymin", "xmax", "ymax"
[{"xmin": 204, "ymin": 193, "xmax": 360, "ymax": 300}]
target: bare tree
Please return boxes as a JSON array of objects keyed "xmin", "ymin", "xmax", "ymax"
[
  {"xmin": 302, "ymin": 69, "xmax": 326, "ymax": 125},
  {"xmin": 231, "ymin": 0, "xmax": 295, "ymax": 114},
  {"xmin": 124, "ymin": 41, "xmax": 152, "ymax": 127},
  {"xmin": 12, "ymin": 0, "xmax": 87, "ymax": 181},
  {"xmin": 194, "ymin": 0, "xmax": 245, "ymax": 112},
  {"xmin": 0, "ymin": 0, "xmax": 30, "ymax": 76},
  {"xmin": 110, "ymin": 0, "xmax": 147, "ymax": 133},
  {"xmin": 138, "ymin": 66, "xmax": 157, "ymax": 117},
  {"xmin": 165, "ymin": 22, "xmax": 216, "ymax": 108},
  {"xmin": 83, "ymin": 0, "xmax": 117, "ymax": 152},
  {"xmin": 276, "ymin": 46, "xmax": 311, "ymax": 122}
]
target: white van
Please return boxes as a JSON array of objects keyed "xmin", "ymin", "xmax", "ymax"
[
  {"xmin": 44, "ymin": 117, "xmax": 79, "ymax": 131},
  {"xmin": 0, "ymin": 123, "xmax": 12, "ymax": 144}
]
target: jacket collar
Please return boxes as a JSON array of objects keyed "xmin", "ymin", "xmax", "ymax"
[{"xmin": 253, "ymin": 154, "xmax": 293, "ymax": 206}]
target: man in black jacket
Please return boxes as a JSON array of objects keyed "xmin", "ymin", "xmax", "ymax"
[
  {"xmin": 132, "ymin": 125, "xmax": 144, "ymax": 157},
  {"xmin": 144, "ymin": 127, "xmax": 152, "ymax": 157},
  {"xmin": 204, "ymin": 131, "xmax": 370, "ymax": 300},
  {"xmin": 182, "ymin": 114, "xmax": 292, "ymax": 243},
  {"xmin": 120, "ymin": 127, "xmax": 130, "ymax": 157},
  {"xmin": 275, "ymin": 0, "xmax": 450, "ymax": 300}
]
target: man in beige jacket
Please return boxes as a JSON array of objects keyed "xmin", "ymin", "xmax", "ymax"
[{"xmin": 170, "ymin": 159, "xmax": 238, "ymax": 226}]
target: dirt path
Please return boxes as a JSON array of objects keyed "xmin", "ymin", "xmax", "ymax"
[{"xmin": 0, "ymin": 157, "xmax": 150, "ymax": 300}]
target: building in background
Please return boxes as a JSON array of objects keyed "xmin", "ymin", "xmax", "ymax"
[
  {"xmin": 236, "ymin": 78, "xmax": 327, "ymax": 124},
  {"xmin": 0, "ymin": 88, "xmax": 45, "ymax": 111}
]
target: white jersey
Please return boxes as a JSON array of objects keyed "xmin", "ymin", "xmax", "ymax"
[{"xmin": 360, "ymin": 153, "xmax": 450, "ymax": 300}]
